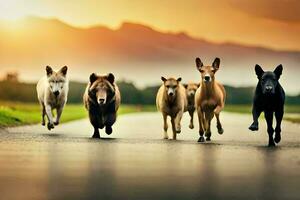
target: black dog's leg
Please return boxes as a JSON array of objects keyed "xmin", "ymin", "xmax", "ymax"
[
  {"xmin": 264, "ymin": 111, "xmax": 275, "ymax": 147},
  {"xmin": 274, "ymin": 108, "xmax": 283, "ymax": 144},
  {"xmin": 249, "ymin": 107, "xmax": 262, "ymax": 131},
  {"xmin": 92, "ymin": 127, "xmax": 100, "ymax": 138}
]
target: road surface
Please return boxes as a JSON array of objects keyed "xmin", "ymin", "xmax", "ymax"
[{"xmin": 1, "ymin": 112, "xmax": 300, "ymax": 200}]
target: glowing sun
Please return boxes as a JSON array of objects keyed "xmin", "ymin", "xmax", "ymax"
[{"xmin": 0, "ymin": 1, "xmax": 26, "ymax": 20}]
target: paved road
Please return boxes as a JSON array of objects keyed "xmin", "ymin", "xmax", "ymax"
[{"xmin": 1, "ymin": 112, "xmax": 300, "ymax": 200}]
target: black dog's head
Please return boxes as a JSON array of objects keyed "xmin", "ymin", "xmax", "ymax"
[{"xmin": 255, "ymin": 64, "xmax": 283, "ymax": 95}]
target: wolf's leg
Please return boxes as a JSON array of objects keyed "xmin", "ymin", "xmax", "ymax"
[
  {"xmin": 197, "ymin": 107, "xmax": 205, "ymax": 142},
  {"xmin": 162, "ymin": 113, "xmax": 168, "ymax": 139},
  {"xmin": 54, "ymin": 105, "xmax": 64, "ymax": 125},
  {"xmin": 175, "ymin": 110, "xmax": 183, "ymax": 133},
  {"xmin": 45, "ymin": 104, "xmax": 54, "ymax": 130},
  {"xmin": 41, "ymin": 104, "xmax": 46, "ymax": 126},
  {"xmin": 171, "ymin": 117, "xmax": 176, "ymax": 140},
  {"xmin": 264, "ymin": 111, "xmax": 275, "ymax": 147},
  {"xmin": 274, "ymin": 107, "xmax": 283, "ymax": 144},
  {"xmin": 249, "ymin": 106, "xmax": 262, "ymax": 131}
]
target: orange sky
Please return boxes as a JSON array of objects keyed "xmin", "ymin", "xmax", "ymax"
[{"xmin": 0, "ymin": 0, "xmax": 300, "ymax": 51}]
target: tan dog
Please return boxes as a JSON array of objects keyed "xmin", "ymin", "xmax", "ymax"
[
  {"xmin": 156, "ymin": 77, "xmax": 187, "ymax": 140},
  {"xmin": 195, "ymin": 58, "xmax": 226, "ymax": 142},
  {"xmin": 183, "ymin": 83, "xmax": 200, "ymax": 129}
]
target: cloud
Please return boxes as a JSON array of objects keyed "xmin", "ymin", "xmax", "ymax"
[{"xmin": 228, "ymin": 0, "xmax": 300, "ymax": 22}]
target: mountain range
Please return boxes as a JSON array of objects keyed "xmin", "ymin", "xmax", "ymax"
[{"xmin": 0, "ymin": 16, "xmax": 299, "ymax": 94}]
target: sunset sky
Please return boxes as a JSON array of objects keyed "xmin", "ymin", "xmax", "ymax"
[{"xmin": 0, "ymin": 0, "xmax": 300, "ymax": 51}]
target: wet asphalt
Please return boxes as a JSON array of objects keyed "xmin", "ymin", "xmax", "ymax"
[{"xmin": 1, "ymin": 112, "xmax": 300, "ymax": 200}]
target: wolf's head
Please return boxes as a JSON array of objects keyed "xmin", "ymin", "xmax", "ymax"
[{"xmin": 46, "ymin": 66, "xmax": 68, "ymax": 97}]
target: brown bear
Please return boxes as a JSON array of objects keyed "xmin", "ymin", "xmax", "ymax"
[{"xmin": 83, "ymin": 73, "xmax": 121, "ymax": 138}]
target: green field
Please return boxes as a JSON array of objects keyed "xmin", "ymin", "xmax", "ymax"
[
  {"xmin": 224, "ymin": 104, "xmax": 300, "ymax": 123},
  {"xmin": 0, "ymin": 102, "xmax": 156, "ymax": 128},
  {"xmin": 1, "ymin": 102, "xmax": 299, "ymax": 127}
]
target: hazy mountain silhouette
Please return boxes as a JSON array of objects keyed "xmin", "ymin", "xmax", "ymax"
[{"xmin": 0, "ymin": 16, "xmax": 299, "ymax": 94}]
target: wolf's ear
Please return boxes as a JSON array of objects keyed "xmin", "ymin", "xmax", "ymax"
[
  {"xmin": 255, "ymin": 64, "xmax": 264, "ymax": 79},
  {"xmin": 183, "ymin": 84, "xmax": 188, "ymax": 89},
  {"xmin": 89, "ymin": 73, "xmax": 98, "ymax": 83},
  {"xmin": 212, "ymin": 57, "xmax": 220, "ymax": 71},
  {"xmin": 177, "ymin": 77, "xmax": 182, "ymax": 82},
  {"xmin": 161, "ymin": 76, "xmax": 167, "ymax": 82},
  {"xmin": 107, "ymin": 73, "xmax": 115, "ymax": 84},
  {"xmin": 195, "ymin": 57, "xmax": 203, "ymax": 71},
  {"xmin": 274, "ymin": 64, "xmax": 283, "ymax": 79},
  {"xmin": 60, "ymin": 66, "xmax": 68, "ymax": 76},
  {"xmin": 46, "ymin": 66, "xmax": 53, "ymax": 76}
]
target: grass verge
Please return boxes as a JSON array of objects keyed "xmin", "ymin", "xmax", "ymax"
[{"xmin": 0, "ymin": 101, "xmax": 156, "ymax": 128}]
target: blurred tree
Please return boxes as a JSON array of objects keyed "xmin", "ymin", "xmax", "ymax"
[
  {"xmin": 0, "ymin": 80, "xmax": 299, "ymax": 105},
  {"xmin": 4, "ymin": 72, "xmax": 19, "ymax": 82}
]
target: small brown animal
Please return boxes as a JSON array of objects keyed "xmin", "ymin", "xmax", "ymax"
[
  {"xmin": 183, "ymin": 83, "xmax": 200, "ymax": 129},
  {"xmin": 156, "ymin": 77, "xmax": 187, "ymax": 140},
  {"xmin": 195, "ymin": 57, "xmax": 226, "ymax": 142},
  {"xmin": 83, "ymin": 73, "xmax": 121, "ymax": 138}
]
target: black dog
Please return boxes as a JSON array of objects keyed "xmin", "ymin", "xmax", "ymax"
[{"xmin": 249, "ymin": 64, "xmax": 285, "ymax": 146}]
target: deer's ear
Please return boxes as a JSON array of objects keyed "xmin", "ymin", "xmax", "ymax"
[
  {"xmin": 255, "ymin": 64, "xmax": 264, "ymax": 79},
  {"xmin": 212, "ymin": 57, "xmax": 220, "ymax": 71},
  {"xmin": 274, "ymin": 64, "xmax": 283, "ymax": 79},
  {"xmin": 183, "ymin": 84, "xmax": 188, "ymax": 89},
  {"xmin": 46, "ymin": 66, "xmax": 53, "ymax": 76},
  {"xmin": 195, "ymin": 57, "xmax": 203, "ymax": 71},
  {"xmin": 177, "ymin": 77, "xmax": 182, "ymax": 82}
]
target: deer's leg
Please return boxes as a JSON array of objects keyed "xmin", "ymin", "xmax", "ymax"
[
  {"xmin": 205, "ymin": 111, "xmax": 214, "ymax": 141},
  {"xmin": 197, "ymin": 107, "xmax": 205, "ymax": 142}
]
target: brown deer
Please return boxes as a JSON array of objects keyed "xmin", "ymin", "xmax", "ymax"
[{"xmin": 195, "ymin": 57, "xmax": 226, "ymax": 142}]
